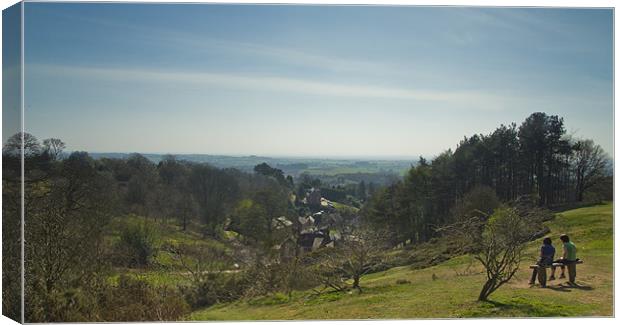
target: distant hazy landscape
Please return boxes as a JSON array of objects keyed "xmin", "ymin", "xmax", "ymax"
[
  {"xmin": 90, "ymin": 152, "xmax": 415, "ymax": 174},
  {"xmin": 90, "ymin": 152, "xmax": 413, "ymax": 184}
]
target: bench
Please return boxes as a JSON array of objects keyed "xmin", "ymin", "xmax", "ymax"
[
  {"xmin": 529, "ymin": 260, "xmax": 583, "ymax": 287},
  {"xmin": 529, "ymin": 260, "xmax": 583, "ymax": 269}
]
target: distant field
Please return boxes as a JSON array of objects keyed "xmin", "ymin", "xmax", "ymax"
[
  {"xmin": 189, "ymin": 202, "xmax": 614, "ymax": 319},
  {"xmin": 90, "ymin": 152, "xmax": 413, "ymax": 178},
  {"xmin": 302, "ymin": 165, "xmax": 410, "ymax": 176},
  {"xmin": 303, "ymin": 166, "xmax": 388, "ymax": 176}
]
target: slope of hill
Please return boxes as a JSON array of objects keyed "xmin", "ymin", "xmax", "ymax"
[{"xmin": 189, "ymin": 202, "xmax": 614, "ymax": 319}]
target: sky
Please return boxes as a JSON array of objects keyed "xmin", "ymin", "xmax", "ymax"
[
  {"xmin": 2, "ymin": 3, "xmax": 21, "ymax": 144},
  {"xmin": 16, "ymin": 3, "xmax": 614, "ymax": 158}
]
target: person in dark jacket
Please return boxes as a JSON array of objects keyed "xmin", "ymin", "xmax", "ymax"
[{"xmin": 529, "ymin": 237, "xmax": 555, "ymax": 285}]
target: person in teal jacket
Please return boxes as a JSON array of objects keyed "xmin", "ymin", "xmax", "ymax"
[{"xmin": 551, "ymin": 234, "xmax": 578, "ymax": 284}]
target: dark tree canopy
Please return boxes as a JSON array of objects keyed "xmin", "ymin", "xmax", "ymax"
[
  {"xmin": 365, "ymin": 112, "xmax": 611, "ymax": 247},
  {"xmin": 254, "ymin": 162, "xmax": 288, "ymax": 187}
]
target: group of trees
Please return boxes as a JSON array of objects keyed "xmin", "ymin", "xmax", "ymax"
[
  {"xmin": 3, "ymin": 133, "xmax": 122, "ymax": 321},
  {"xmin": 97, "ymin": 152, "xmax": 297, "ymax": 243},
  {"xmin": 365, "ymin": 112, "xmax": 611, "ymax": 248},
  {"xmin": 2, "ymin": 132, "xmax": 300, "ymax": 322}
]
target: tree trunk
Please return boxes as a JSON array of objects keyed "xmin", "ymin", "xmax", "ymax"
[
  {"xmin": 353, "ymin": 274, "xmax": 360, "ymax": 291},
  {"xmin": 478, "ymin": 279, "xmax": 495, "ymax": 301}
]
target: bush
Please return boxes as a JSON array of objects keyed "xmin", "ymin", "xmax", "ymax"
[
  {"xmin": 583, "ymin": 176, "xmax": 613, "ymax": 203},
  {"xmin": 180, "ymin": 273, "xmax": 246, "ymax": 308},
  {"xmin": 114, "ymin": 220, "xmax": 159, "ymax": 267},
  {"xmin": 475, "ymin": 207, "xmax": 537, "ymax": 301},
  {"xmin": 235, "ymin": 256, "xmax": 321, "ymax": 300},
  {"xmin": 25, "ymin": 274, "xmax": 190, "ymax": 322},
  {"xmin": 25, "ymin": 284, "xmax": 103, "ymax": 322},
  {"xmin": 238, "ymin": 261, "xmax": 286, "ymax": 298},
  {"xmin": 98, "ymin": 274, "xmax": 190, "ymax": 321},
  {"xmin": 172, "ymin": 243, "xmax": 248, "ymax": 308}
]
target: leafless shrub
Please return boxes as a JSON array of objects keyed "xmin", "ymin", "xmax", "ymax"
[
  {"xmin": 309, "ymin": 226, "xmax": 389, "ymax": 293},
  {"xmin": 439, "ymin": 202, "xmax": 544, "ymax": 301}
]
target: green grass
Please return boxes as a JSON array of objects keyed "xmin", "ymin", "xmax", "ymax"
[
  {"xmin": 106, "ymin": 214, "xmax": 231, "ymax": 287},
  {"xmin": 189, "ymin": 202, "xmax": 613, "ymax": 320},
  {"xmin": 331, "ymin": 201, "xmax": 360, "ymax": 214}
]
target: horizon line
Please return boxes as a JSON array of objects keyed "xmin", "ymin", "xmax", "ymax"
[{"xmin": 83, "ymin": 151, "xmax": 428, "ymax": 161}]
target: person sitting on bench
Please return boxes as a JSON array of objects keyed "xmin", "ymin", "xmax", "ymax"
[
  {"xmin": 529, "ymin": 237, "xmax": 555, "ymax": 285},
  {"xmin": 550, "ymin": 234, "xmax": 578, "ymax": 283}
]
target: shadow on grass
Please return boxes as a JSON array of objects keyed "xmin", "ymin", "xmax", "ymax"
[
  {"xmin": 463, "ymin": 296, "xmax": 577, "ymax": 317},
  {"xmin": 546, "ymin": 282, "xmax": 593, "ymax": 292},
  {"xmin": 493, "ymin": 300, "xmax": 566, "ymax": 317}
]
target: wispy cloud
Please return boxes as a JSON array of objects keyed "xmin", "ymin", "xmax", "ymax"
[
  {"xmin": 171, "ymin": 34, "xmax": 398, "ymax": 75},
  {"xmin": 31, "ymin": 64, "xmax": 508, "ymax": 109},
  {"xmin": 452, "ymin": 7, "xmax": 603, "ymax": 46},
  {"xmin": 39, "ymin": 9, "xmax": 405, "ymax": 76}
]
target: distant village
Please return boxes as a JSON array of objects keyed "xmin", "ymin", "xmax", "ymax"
[{"xmin": 273, "ymin": 187, "xmax": 359, "ymax": 261}]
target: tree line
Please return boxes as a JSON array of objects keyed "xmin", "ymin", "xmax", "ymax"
[
  {"xmin": 364, "ymin": 112, "xmax": 612, "ymax": 247},
  {"xmin": 2, "ymin": 132, "xmax": 302, "ymax": 322}
]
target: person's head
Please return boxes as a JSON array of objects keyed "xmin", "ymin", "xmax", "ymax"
[
  {"xmin": 543, "ymin": 237, "xmax": 552, "ymax": 245},
  {"xmin": 560, "ymin": 234, "xmax": 570, "ymax": 243}
]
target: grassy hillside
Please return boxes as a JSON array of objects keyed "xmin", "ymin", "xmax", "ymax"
[{"xmin": 189, "ymin": 202, "xmax": 613, "ymax": 320}]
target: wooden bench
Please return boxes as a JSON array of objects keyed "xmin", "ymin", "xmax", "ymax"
[{"xmin": 529, "ymin": 260, "xmax": 583, "ymax": 287}]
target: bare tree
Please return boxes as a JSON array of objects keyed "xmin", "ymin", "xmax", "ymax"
[
  {"xmin": 475, "ymin": 207, "xmax": 537, "ymax": 300},
  {"xmin": 171, "ymin": 244, "xmax": 237, "ymax": 306},
  {"xmin": 3, "ymin": 132, "xmax": 41, "ymax": 157},
  {"xmin": 573, "ymin": 139, "xmax": 609, "ymax": 202},
  {"xmin": 319, "ymin": 226, "xmax": 389, "ymax": 293},
  {"xmin": 440, "ymin": 203, "xmax": 542, "ymax": 301},
  {"xmin": 42, "ymin": 138, "xmax": 66, "ymax": 160},
  {"xmin": 25, "ymin": 151, "xmax": 118, "ymax": 321},
  {"xmin": 176, "ymin": 245, "xmax": 226, "ymax": 280}
]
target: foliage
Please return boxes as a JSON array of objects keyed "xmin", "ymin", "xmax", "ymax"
[
  {"xmin": 23, "ymin": 150, "xmax": 118, "ymax": 322},
  {"xmin": 313, "ymin": 226, "xmax": 389, "ymax": 293},
  {"xmin": 254, "ymin": 162, "xmax": 289, "ymax": 187},
  {"xmin": 2, "ymin": 145, "xmax": 22, "ymax": 320},
  {"xmin": 572, "ymin": 139, "xmax": 610, "ymax": 202},
  {"xmin": 229, "ymin": 187, "xmax": 292, "ymax": 248},
  {"xmin": 97, "ymin": 274, "xmax": 190, "ymax": 321},
  {"xmin": 189, "ymin": 164, "xmax": 241, "ymax": 235},
  {"xmin": 115, "ymin": 219, "xmax": 160, "ymax": 267},
  {"xmin": 42, "ymin": 138, "xmax": 66, "ymax": 160},
  {"xmin": 451, "ymin": 185, "xmax": 500, "ymax": 222},
  {"xmin": 365, "ymin": 113, "xmax": 611, "ymax": 248},
  {"xmin": 474, "ymin": 207, "xmax": 534, "ymax": 300},
  {"xmin": 171, "ymin": 243, "xmax": 245, "ymax": 308},
  {"xmin": 441, "ymin": 196, "xmax": 549, "ymax": 301}
]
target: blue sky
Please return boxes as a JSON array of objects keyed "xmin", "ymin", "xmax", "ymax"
[
  {"xmin": 21, "ymin": 3, "xmax": 613, "ymax": 158},
  {"xmin": 2, "ymin": 3, "xmax": 21, "ymax": 144}
]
